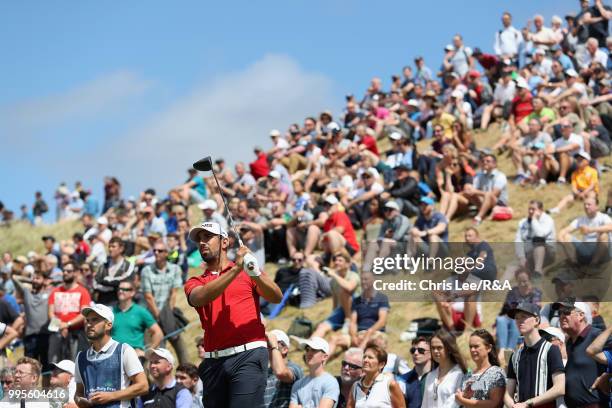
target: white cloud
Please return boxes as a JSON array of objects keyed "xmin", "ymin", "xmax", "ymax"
[
  {"xmin": 0, "ymin": 71, "xmax": 153, "ymax": 139},
  {"xmin": 91, "ymin": 54, "xmax": 336, "ymax": 196}
]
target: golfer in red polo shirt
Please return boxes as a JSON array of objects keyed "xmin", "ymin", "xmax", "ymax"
[{"xmin": 184, "ymin": 222, "xmax": 282, "ymax": 407}]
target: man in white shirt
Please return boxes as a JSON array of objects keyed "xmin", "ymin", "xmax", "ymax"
[
  {"xmin": 494, "ymin": 12, "xmax": 523, "ymax": 59},
  {"xmin": 577, "ymin": 37, "xmax": 609, "ymax": 71},
  {"xmin": 541, "ymin": 118, "xmax": 585, "ymax": 183},
  {"xmin": 526, "ymin": 15, "xmax": 559, "ymax": 52},
  {"xmin": 515, "ymin": 200, "xmax": 556, "ymax": 276}
]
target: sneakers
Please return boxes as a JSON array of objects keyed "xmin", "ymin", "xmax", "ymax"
[{"xmin": 556, "ymin": 177, "xmax": 567, "ymax": 185}]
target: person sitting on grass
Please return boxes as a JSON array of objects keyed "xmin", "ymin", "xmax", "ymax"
[
  {"xmin": 409, "ymin": 197, "xmax": 449, "ymax": 258},
  {"xmin": 327, "ymin": 271, "xmax": 389, "ymax": 357},
  {"xmin": 462, "ymin": 154, "xmax": 508, "ymax": 226},
  {"xmin": 548, "ymin": 152, "xmax": 599, "ymax": 215},
  {"xmin": 433, "ymin": 268, "xmax": 483, "ymax": 335}
]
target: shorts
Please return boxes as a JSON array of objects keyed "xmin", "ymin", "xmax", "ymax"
[
  {"xmin": 325, "ymin": 307, "xmax": 346, "ymax": 330},
  {"xmin": 452, "ymin": 310, "xmax": 482, "ymax": 332}
]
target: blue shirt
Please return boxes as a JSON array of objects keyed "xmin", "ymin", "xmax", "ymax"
[
  {"xmin": 352, "ymin": 292, "xmax": 390, "ymax": 331},
  {"xmin": 415, "ymin": 211, "xmax": 449, "ymax": 242}
]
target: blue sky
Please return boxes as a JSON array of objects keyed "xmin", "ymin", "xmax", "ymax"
[{"xmin": 0, "ymin": 0, "xmax": 578, "ymax": 218}]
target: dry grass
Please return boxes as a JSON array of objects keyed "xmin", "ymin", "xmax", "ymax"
[{"xmin": 1, "ymin": 126, "xmax": 611, "ymax": 372}]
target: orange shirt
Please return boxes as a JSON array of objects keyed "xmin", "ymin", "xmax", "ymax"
[{"xmin": 571, "ymin": 165, "xmax": 599, "ymax": 193}]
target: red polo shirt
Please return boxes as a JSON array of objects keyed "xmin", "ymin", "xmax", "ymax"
[
  {"xmin": 184, "ymin": 262, "xmax": 265, "ymax": 351},
  {"xmin": 323, "ymin": 211, "xmax": 360, "ymax": 252}
]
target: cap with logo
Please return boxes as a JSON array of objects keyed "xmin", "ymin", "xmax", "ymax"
[
  {"xmin": 508, "ymin": 302, "xmax": 541, "ymax": 319},
  {"xmin": 198, "ymin": 199, "xmax": 218, "ymax": 211},
  {"xmin": 145, "ymin": 348, "xmax": 176, "ymax": 366},
  {"xmin": 298, "ymin": 336, "xmax": 330, "ymax": 355},
  {"xmin": 188, "ymin": 222, "xmax": 229, "ymax": 242},
  {"xmin": 52, "ymin": 360, "xmax": 75, "ymax": 376}
]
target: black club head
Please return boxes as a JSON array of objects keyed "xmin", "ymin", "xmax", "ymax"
[{"xmin": 193, "ymin": 156, "xmax": 213, "ymax": 172}]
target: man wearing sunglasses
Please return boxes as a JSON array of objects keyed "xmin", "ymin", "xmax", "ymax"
[
  {"xmin": 553, "ymin": 299, "xmax": 612, "ymax": 408},
  {"xmin": 111, "ymin": 280, "xmax": 163, "ymax": 359},
  {"xmin": 335, "ymin": 348, "xmax": 363, "ymax": 408},
  {"xmin": 400, "ymin": 337, "xmax": 432, "ymax": 408},
  {"xmin": 141, "ymin": 241, "xmax": 188, "ymax": 365}
]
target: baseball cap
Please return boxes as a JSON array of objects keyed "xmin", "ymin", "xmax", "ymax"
[
  {"xmin": 576, "ymin": 151, "xmax": 591, "ymax": 161},
  {"xmin": 324, "ymin": 195, "xmax": 339, "ymax": 206},
  {"xmin": 420, "ymin": 196, "xmax": 435, "ymax": 206},
  {"xmin": 516, "ymin": 78, "xmax": 529, "ymax": 89},
  {"xmin": 188, "ymin": 222, "xmax": 229, "ymax": 242},
  {"xmin": 384, "ymin": 201, "xmax": 400, "ymax": 211},
  {"xmin": 565, "ymin": 69, "xmax": 579, "ymax": 78},
  {"xmin": 269, "ymin": 170, "xmax": 281, "ymax": 179},
  {"xmin": 298, "ymin": 336, "xmax": 330, "ymax": 355},
  {"xmin": 539, "ymin": 327, "xmax": 566, "ymax": 343},
  {"xmin": 327, "ymin": 122, "xmax": 341, "ymax": 134},
  {"xmin": 14, "ymin": 255, "xmax": 29, "ymax": 264},
  {"xmin": 52, "ymin": 360, "xmax": 75, "ymax": 376},
  {"xmin": 97, "ymin": 216, "xmax": 108, "ymax": 225},
  {"xmin": 198, "ymin": 199, "xmax": 218, "ymax": 211},
  {"xmin": 23, "ymin": 265, "xmax": 35, "ymax": 275},
  {"xmin": 388, "ymin": 132, "xmax": 402, "ymax": 141},
  {"xmin": 534, "ymin": 48, "xmax": 546, "ymax": 56},
  {"xmin": 146, "ymin": 348, "xmax": 176, "ymax": 366},
  {"xmin": 508, "ymin": 302, "xmax": 541, "ymax": 319},
  {"xmin": 269, "ymin": 129, "xmax": 281, "ymax": 137},
  {"xmin": 81, "ymin": 303, "xmax": 114, "ymax": 324},
  {"xmin": 270, "ymin": 329, "xmax": 290, "ymax": 347},
  {"xmin": 406, "ymin": 99, "xmax": 420, "ymax": 108},
  {"xmin": 552, "ymin": 299, "xmax": 592, "ymax": 324}
]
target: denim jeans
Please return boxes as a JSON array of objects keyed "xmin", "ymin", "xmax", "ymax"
[{"xmin": 496, "ymin": 314, "xmax": 520, "ymax": 350}]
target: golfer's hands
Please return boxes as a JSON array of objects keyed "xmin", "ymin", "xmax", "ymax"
[{"xmin": 234, "ymin": 246, "xmax": 248, "ymax": 270}]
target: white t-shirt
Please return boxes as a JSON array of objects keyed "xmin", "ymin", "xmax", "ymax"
[
  {"xmin": 569, "ymin": 212, "xmax": 612, "ymax": 242},
  {"xmin": 554, "ymin": 133, "xmax": 585, "ymax": 157},
  {"xmin": 74, "ymin": 339, "xmax": 144, "ymax": 408},
  {"xmin": 349, "ymin": 182, "xmax": 384, "ymax": 200},
  {"xmin": 422, "ymin": 365, "xmax": 464, "ymax": 408}
]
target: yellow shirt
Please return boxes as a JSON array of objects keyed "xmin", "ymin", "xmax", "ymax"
[
  {"xmin": 571, "ymin": 165, "xmax": 599, "ymax": 193},
  {"xmin": 431, "ymin": 112, "xmax": 456, "ymax": 140}
]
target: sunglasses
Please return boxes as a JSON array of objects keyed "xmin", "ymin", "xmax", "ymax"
[
  {"xmin": 292, "ymin": 258, "xmax": 304, "ymax": 262},
  {"xmin": 410, "ymin": 347, "xmax": 429, "ymax": 355},
  {"xmin": 118, "ymin": 287, "xmax": 133, "ymax": 292},
  {"xmin": 560, "ymin": 307, "xmax": 577, "ymax": 316},
  {"xmin": 341, "ymin": 360, "xmax": 362, "ymax": 370},
  {"xmin": 153, "ymin": 249, "xmax": 167, "ymax": 254}
]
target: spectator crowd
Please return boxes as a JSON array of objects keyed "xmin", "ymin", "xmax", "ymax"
[{"xmin": 1, "ymin": 1, "xmax": 612, "ymax": 407}]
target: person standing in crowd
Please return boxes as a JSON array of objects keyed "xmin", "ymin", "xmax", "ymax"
[
  {"xmin": 400, "ymin": 337, "xmax": 432, "ymax": 408},
  {"xmin": 515, "ymin": 200, "xmax": 556, "ymax": 278},
  {"xmin": 50, "ymin": 360, "xmax": 77, "ymax": 406},
  {"xmin": 290, "ymin": 337, "xmax": 339, "ymax": 408},
  {"xmin": 494, "ymin": 11, "xmax": 523, "ymax": 60},
  {"xmin": 505, "ymin": 302, "xmax": 565, "ymax": 408},
  {"xmin": 32, "ymin": 191, "xmax": 48, "ymax": 225},
  {"xmin": 141, "ymin": 240, "xmax": 189, "ymax": 364},
  {"xmin": 176, "ymin": 363, "xmax": 204, "ymax": 408},
  {"xmin": 184, "ymin": 222, "xmax": 282, "ymax": 407},
  {"xmin": 112, "ymin": 279, "xmax": 163, "ymax": 359},
  {"xmin": 75, "ymin": 303, "xmax": 148, "ymax": 407},
  {"xmin": 48, "ymin": 261, "xmax": 91, "ymax": 364},
  {"xmin": 140, "ymin": 348, "xmax": 192, "ymax": 407},
  {"xmin": 346, "ymin": 343, "xmax": 406, "ymax": 407},
  {"xmin": 336, "ymin": 348, "xmax": 364, "ymax": 408},
  {"xmin": 496, "ymin": 270, "xmax": 542, "ymax": 366},
  {"xmin": 455, "ymin": 329, "xmax": 506, "ymax": 408},
  {"xmin": 12, "ymin": 269, "xmax": 51, "ymax": 384},
  {"xmin": 553, "ymin": 299, "xmax": 611, "ymax": 408},
  {"xmin": 422, "ymin": 329, "xmax": 467, "ymax": 408},
  {"xmin": 93, "ymin": 237, "xmax": 135, "ymax": 305},
  {"xmin": 263, "ymin": 329, "xmax": 303, "ymax": 408}
]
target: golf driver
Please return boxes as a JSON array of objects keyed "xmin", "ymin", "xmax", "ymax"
[{"xmin": 193, "ymin": 156, "xmax": 258, "ymax": 273}]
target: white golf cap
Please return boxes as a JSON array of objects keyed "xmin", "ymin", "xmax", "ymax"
[
  {"xmin": 539, "ymin": 327, "xmax": 566, "ymax": 343},
  {"xmin": 299, "ymin": 336, "xmax": 330, "ymax": 355},
  {"xmin": 384, "ymin": 201, "xmax": 400, "ymax": 211},
  {"xmin": 52, "ymin": 360, "xmax": 75, "ymax": 376},
  {"xmin": 516, "ymin": 78, "xmax": 529, "ymax": 89},
  {"xmin": 188, "ymin": 222, "xmax": 228, "ymax": 242},
  {"xmin": 324, "ymin": 195, "xmax": 339, "ymax": 205},
  {"xmin": 566, "ymin": 68, "xmax": 579, "ymax": 78},
  {"xmin": 365, "ymin": 167, "xmax": 380, "ymax": 179},
  {"xmin": 269, "ymin": 170, "xmax": 281, "ymax": 179},
  {"xmin": 270, "ymin": 329, "xmax": 290, "ymax": 347},
  {"xmin": 451, "ymin": 89, "xmax": 464, "ymax": 99},
  {"xmin": 388, "ymin": 131, "xmax": 402, "ymax": 141},
  {"xmin": 269, "ymin": 129, "xmax": 281, "ymax": 137},
  {"xmin": 576, "ymin": 151, "xmax": 591, "ymax": 161},
  {"xmin": 198, "ymin": 199, "xmax": 218, "ymax": 211},
  {"xmin": 81, "ymin": 303, "xmax": 114, "ymax": 324},
  {"xmin": 407, "ymin": 99, "xmax": 419, "ymax": 108},
  {"xmin": 145, "ymin": 348, "xmax": 175, "ymax": 366},
  {"xmin": 97, "ymin": 216, "xmax": 108, "ymax": 225},
  {"xmin": 573, "ymin": 301, "xmax": 593, "ymax": 324}
]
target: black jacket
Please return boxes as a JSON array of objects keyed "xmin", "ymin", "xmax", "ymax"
[{"xmin": 387, "ymin": 177, "xmax": 420, "ymax": 203}]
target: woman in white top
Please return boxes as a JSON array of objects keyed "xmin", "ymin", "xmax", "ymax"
[
  {"xmin": 455, "ymin": 329, "xmax": 506, "ymax": 408},
  {"xmin": 347, "ymin": 343, "xmax": 405, "ymax": 408},
  {"xmin": 422, "ymin": 329, "xmax": 467, "ymax": 408}
]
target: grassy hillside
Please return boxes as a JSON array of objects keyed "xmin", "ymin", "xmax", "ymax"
[{"xmin": 1, "ymin": 126, "xmax": 611, "ymax": 372}]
